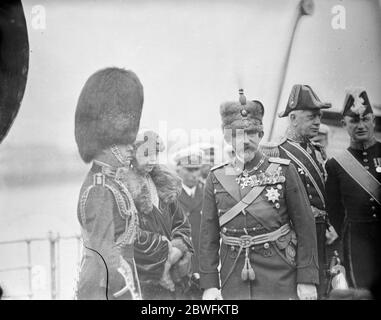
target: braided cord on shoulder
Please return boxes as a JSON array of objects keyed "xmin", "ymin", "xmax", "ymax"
[{"xmin": 79, "ymin": 185, "xmax": 96, "ymax": 225}]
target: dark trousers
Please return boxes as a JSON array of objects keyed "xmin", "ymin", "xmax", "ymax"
[{"xmin": 316, "ymin": 219, "xmax": 328, "ymax": 298}]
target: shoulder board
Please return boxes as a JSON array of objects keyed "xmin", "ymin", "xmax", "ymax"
[
  {"xmin": 259, "ymin": 141, "xmax": 280, "ymax": 157},
  {"xmin": 268, "ymin": 157, "xmax": 291, "ymax": 165},
  {"xmin": 92, "ymin": 172, "xmax": 106, "ymax": 186},
  {"xmin": 211, "ymin": 161, "xmax": 230, "ymax": 171}
]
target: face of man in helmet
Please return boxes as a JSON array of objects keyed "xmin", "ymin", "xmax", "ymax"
[
  {"xmin": 342, "ymin": 113, "xmax": 375, "ymax": 143},
  {"xmin": 290, "ymin": 110, "xmax": 322, "ymax": 139},
  {"xmin": 225, "ymin": 128, "xmax": 264, "ymax": 163},
  {"xmin": 177, "ymin": 166, "xmax": 200, "ymax": 188}
]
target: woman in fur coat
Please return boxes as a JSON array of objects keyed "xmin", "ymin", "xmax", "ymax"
[{"xmin": 121, "ymin": 131, "xmax": 194, "ymax": 299}]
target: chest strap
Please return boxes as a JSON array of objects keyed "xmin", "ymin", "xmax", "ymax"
[
  {"xmin": 334, "ymin": 150, "xmax": 381, "ymax": 205},
  {"xmin": 214, "ymin": 163, "xmax": 280, "ymax": 227}
]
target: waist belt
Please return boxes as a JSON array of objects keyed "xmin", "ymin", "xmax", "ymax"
[
  {"xmin": 221, "ymin": 223, "xmax": 291, "ymax": 248},
  {"xmin": 220, "ymin": 224, "xmax": 291, "ymax": 286},
  {"xmin": 311, "ymin": 206, "xmax": 327, "ymax": 219}
]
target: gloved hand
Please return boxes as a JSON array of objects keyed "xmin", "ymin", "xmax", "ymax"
[
  {"xmin": 326, "ymin": 225, "xmax": 339, "ymax": 245},
  {"xmin": 162, "ymin": 236, "xmax": 183, "ymax": 266},
  {"xmin": 297, "ymin": 283, "xmax": 317, "ymax": 300},
  {"xmin": 171, "ymin": 251, "xmax": 192, "ymax": 283},
  {"xmin": 159, "ymin": 261, "xmax": 175, "ymax": 292},
  {"xmin": 202, "ymin": 287, "xmax": 223, "ymax": 300},
  {"xmin": 168, "ymin": 246, "xmax": 183, "ymax": 266}
]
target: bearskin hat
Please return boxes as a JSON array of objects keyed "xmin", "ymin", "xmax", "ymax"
[{"xmin": 75, "ymin": 67, "xmax": 144, "ymax": 163}]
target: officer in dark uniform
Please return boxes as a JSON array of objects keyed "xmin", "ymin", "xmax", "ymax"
[
  {"xmin": 325, "ymin": 88, "xmax": 381, "ymax": 297},
  {"xmin": 175, "ymin": 148, "xmax": 204, "ymax": 277},
  {"xmin": 74, "ymin": 68, "xmax": 143, "ymax": 300},
  {"xmin": 260, "ymin": 84, "xmax": 338, "ymax": 298},
  {"xmin": 199, "ymin": 90, "xmax": 319, "ymax": 300}
]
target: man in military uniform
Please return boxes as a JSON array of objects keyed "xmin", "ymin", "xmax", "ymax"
[
  {"xmin": 325, "ymin": 88, "xmax": 380, "ymax": 297},
  {"xmin": 175, "ymin": 147, "xmax": 204, "ymax": 298},
  {"xmin": 261, "ymin": 84, "xmax": 338, "ymax": 298},
  {"xmin": 199, "ymin": 90, "xmax": 319, "ymax": 300},
  {"xmin": 74, "ymin": 67, "xmax": 143, "ymax": 300},
  {"xmin": 198, "ymin": 144, "xmax": 217, "ymax": 184}
]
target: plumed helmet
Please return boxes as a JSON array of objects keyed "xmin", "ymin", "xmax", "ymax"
[
  {"xmin": 75, "ymin": 67, "xmax": 144, "ymax": 163},
  {"xmin": 342, "ymin": 87, "xmax": 373, "ymax": 118}
]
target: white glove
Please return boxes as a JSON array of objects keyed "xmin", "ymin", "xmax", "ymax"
[
  {"xmin": 326, "ymin": 225, "xmax": 339, "ymax": 245},
  {"xmin": 297, "ymin": 283, "xmax": 317, "ymax": 300},
  {"xmin": 202, "ymin": 287, "xmax": 223, "ymax": 300}
]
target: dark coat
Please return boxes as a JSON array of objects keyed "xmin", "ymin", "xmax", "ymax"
[
  {"xmin": 118, "ymin": 165, "xmax": 193, "ymax": 300},
  {"xmin": 325, "ymin": 141, "xmax": 381, "ymax": 290},
  {"xmin": 178, "ymin": 182, "xmax": 204, "ymax": 274},
  {"xmin": 135, "ymin": 200, "xmax": 193, "ymax": 300},
  {"xmin": 199, "ymin": 154, "xmax": 319, "ymax": 300},
  {"xmin": 76, "ymin": 165, "xmax": 140, "ymax": 300},
  {"xmin": 278, "ymin": 138, "xmax": 329, "ymax": 297}
]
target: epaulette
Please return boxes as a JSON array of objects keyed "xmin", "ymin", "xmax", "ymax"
[
  {"xmin": 268, "ymin": 157, "xmax": 291, "ymax": 165},
  {"xmin": 93, "ymin": 172, "xmax": 106, "ymax": 186},
  {"xmin": 259, "ymin": 141, "xmax": 280, "ymax": 157},
  {"xmin": 211, "ymin": 161, "xmax": 230, "ymax": 171}
]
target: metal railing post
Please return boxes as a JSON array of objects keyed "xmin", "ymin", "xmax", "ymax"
[
  {"xmin": 56, "ymin": 233, "xmax": 60, "ymax": 300},
  {"xmin": 48, "ymin": 231, "xmax": 57, "ymax": 300},
  {"xmin": 26, "ymin": 240, "xmax": 33, "ymax": 299}
]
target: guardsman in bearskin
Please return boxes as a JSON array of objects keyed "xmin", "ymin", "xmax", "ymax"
[
  {"xmin": 325, "ymin": 88, "xmax": 381, "ymax": 297},
  {"xmin": 199, "ymin": 90, "xmax": 319, "ymax": 300},
  {"xmin": 74, "ymin": 67, "xmax": 143, "ymax": 300},
  {"xmin": 175, "ymin": 147, "xmax": 205, "ymax": 298},
  {"xmin": 119, "ymin": 131, "xmax": 194, "ymax": 300},
  {"xmin": 260, "ymin": 84, "xmax": 338, "ymax": 298}
]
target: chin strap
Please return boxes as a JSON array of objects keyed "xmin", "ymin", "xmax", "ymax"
[{"xmin": 111, "ymin": 144, "xmax": 134, "ymax": 167}]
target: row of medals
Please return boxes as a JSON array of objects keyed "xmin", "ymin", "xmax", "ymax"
[
  {"xmin": 235, "ymin": 165, "xmax": 295, "ymax": 260},
  {"xmin": 374, "ymin": 158, "xmax": 381, "ymax": 173},
  {"xmin": 236, "ymin": 166, "xmax": 286, "ymax": 209}
]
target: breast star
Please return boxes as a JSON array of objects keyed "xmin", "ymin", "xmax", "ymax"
[{"xmin": 265, "ymin": 187, "xmax": 280, "ymax": 203}]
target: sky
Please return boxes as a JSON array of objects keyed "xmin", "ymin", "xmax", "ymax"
[{"xmin": 2, "ymin": 0, "xmax": 380, "ymax": 153}]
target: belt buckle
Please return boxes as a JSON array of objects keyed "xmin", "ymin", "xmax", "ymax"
[{"xmin": 239, "ymin": 235, "xmax": 252, "ymax": 248}]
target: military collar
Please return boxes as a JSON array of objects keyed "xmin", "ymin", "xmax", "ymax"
[
  {"xmin": 285, "ymin": 127, "xmax": 310, "ymax": 144},
  {"xmin": 232, "ymin": 151, "xmax": 265, "ymax": 174},
  {"xmin": 349, "ymin": 137, "xmax": 377, "ymax": 151}
]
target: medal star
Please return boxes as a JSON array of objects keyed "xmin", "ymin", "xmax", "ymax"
[{"xmin": 265, "ymin": 187, "xmax": 280, "ymax": 203}]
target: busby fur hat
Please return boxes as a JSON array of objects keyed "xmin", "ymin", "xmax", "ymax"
[
  {"xmin": 75, "ymin": 67, "xmax": 144, "ymax": 163},
  {"xmin": 220, "ymin": 97, "xmax": 264, "ymax": 131}
]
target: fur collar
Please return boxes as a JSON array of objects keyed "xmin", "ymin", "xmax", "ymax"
[{"xmin": 120, "ymin": 164, "xmax": 182, "ymax": 215}]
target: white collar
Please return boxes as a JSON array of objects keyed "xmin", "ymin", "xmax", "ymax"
[{"xmin": 182, "ymin": 183, "xmax": 196, "ymax": 197}]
